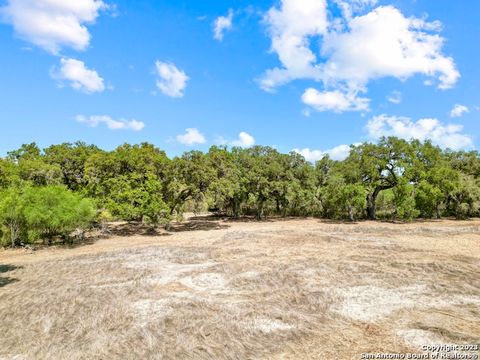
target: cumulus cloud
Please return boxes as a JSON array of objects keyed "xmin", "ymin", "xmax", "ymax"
[
  {"xmin": 213, "ymin": 9, "xmax": 234, "ymax": 41},
  {"xmin": 294, "ymin": 144, "xmax": 352, "ymax": 162},
  {"xmin": 155, "ymin": 61, "xmax": 189, "ymax": 98},
  {"xmin": 320, "ymin": 6, "xmax": 459, "ymax": 90},
  {"xmin": 366, "ymin": 114, "xmax": 473, "ymax": 150},
  {"xmin": 217, "ymin": 132, "xmax": 256, "ymax": 148},
  {"xmin": 259, "ymin": 0, "xmax": 328, "ymax": 91},
  {"xmin": 53, "ymin": 58, "xmax": 105, "ymax": 93},
  {"xmin": 1, "ymin": 0, "xmax": 107, "ymax": 54},
  {"xmin": 260, "ymin": 2, "xmax": 459, "ymax": 112},
  {"xmin": 76, "ymin": 115, "xmax": 145, "ymax": 131},
  {"xmin": 302, "ymin": 88, "xmax": 369, "ymax": 112},
  {"xmin": 231, "ymin": 132, "xmax": 256, "ymax": 148},
  {"xmin": 387, "ymin": 91, "xmax": 402, "ymax": 104},
  {"xmin": 176, "ymin": 128, "xmax": 206, "ymax": 146},
  {"xmin": 450, "ymin": 104, "xmax": 469, "ymax": 118}
]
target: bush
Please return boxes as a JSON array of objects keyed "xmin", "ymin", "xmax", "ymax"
[
  {"xmin": 415, "ymin": 181, "xmax": 444, "ymax": 218},
  {"xmin": 22, "ymin": 186, "xmax": 96, "ymax": 244},
  {"xmin": 0, "ymin": 185, "xmax": 96, "ymax": 246},
  {"xmin": 0, "ymin": 187, "xmax": 26, "ymax": 247},
  {"xmin": 393, "ymin": 183, "xmax": 420, "ymax": 220},
  {"xmin": 320, "ymin": 176, "xmax": 366, "ymax": 220}
]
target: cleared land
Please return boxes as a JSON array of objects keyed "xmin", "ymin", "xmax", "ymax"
[{"xmin": 0, "ymin": 217, "xmax": 479, "ymax": 359}]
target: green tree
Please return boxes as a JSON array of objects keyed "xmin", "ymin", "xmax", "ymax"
[
  {"xmin": 0, "ymin": 187, "xmax": 26, "ymax": 247},
  {"xmin": 393, "ymin": 181, "xmax": 419, "ymax": 220},
  {"xmin": 165, "ymin": 151, "xmax": 215, "ymax": 216},
  {"xmin": 207, "ymin": 146, "xmax": 245, "ymax": 217},
  {"xmin": 104, "ymin": 173, "xmax": 169, "ymax": 225},
  {"xmin": 415, "ymin": 181, "xmax": 444, "ymax": 218},
  {"xmin": 84, "ymin": 143, "xmax": 171, "ymax": 225},
  {"xmin": 22, "ymin": 186, "xmax": 96, "ymax": 244},
  {"xmin": 7, "ymin": 143, "xmax": 41, "ymax": 162},
  {"xmin": 448, "ymin": 175, "xmax": 480, "ymax": 219},
  {"xmin": 16, "ymin": 158, "xmax": 62, "ymax": 186},
  {"xmin": 320, "ymin": 174, "xmax": 366, "ymax": 220},
  {"xmin": 235, "ymin": 146, "xmax": 283, "ymax": 219},
  {"xmin": 44, "ymin": 142, "xmax": 102, "ymax": 191},
  {"xmin": 5, "ymin": 143, "xmax": 62, "ymax": 186},
  {"xmin": 285, "ymin": 153, "xmax": 318, "ymax": 216},
  {"xmin": 0, "ymin": 158, "xmax": 18, "ymax": 189},
  {"xmin": 0, "ymin": 137, "xmax": 479, "ymax": 229},
  {"xmin": 344, "ymin": 137, "xmax": 413, "ymax": 220}
]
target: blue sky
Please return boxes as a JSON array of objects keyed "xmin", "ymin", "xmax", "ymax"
[{"xmin": 0, "ymin": 0, "xmax": 478, "ymax": 160}]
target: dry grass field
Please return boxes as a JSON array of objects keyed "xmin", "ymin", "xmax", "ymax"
[{"xmin": 0, "ymin": 217, "xmax": 479, "ymax": 359}]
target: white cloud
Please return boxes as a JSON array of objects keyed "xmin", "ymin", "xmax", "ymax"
[
  {"xmin": 366, "ymin": 114, "xmax": 473, "ymax": 150},
  {"xmin": 320, "ymin": 6, "xmax": 459, "ymax": 90},
  {"xmin": 231, "ymin": 132, "xmax": 256, "ymax": 148},
  {"xmin": 213, "ymin": 9, "xmax": 233, "ymax": 41},
  {"xmin": 260, "ymin": 3, "xmax": 459, "ymax": 112},
  {"xmin": 1, "ymin": 0, "xmax": 107, "ymax": 54},
  {"xmin": 76, "ymin": 115, "xmax": 145, "ymax": 131},
  {"xmin": 387, "ymin": 90, "xmax": 402, "ymax": 104},
  {"xmin": 294, "ymin": 144, "xmax": 352, "ymax": 162},
  {"xmin": 302, "ymin": 87, "xmax": 369, "ymax": 112},
  {"xmin": 216, "ymin": 132, "xmax": 256, "ymax": 148},
  {"xmin": 450, "ymin": 104, "xmax": 469, "ymax": 118},
  {"xmin": 259, "ymin": 0, "xmax": 328, "ymax": 91},
  {"xmin": 53, "ymin": 58, "xmax": 105, "ymax": 93},
  {"xmin": 176, "ymin": 128, "xmax": 206, "ymax": 146},
  {"xmin": 155, "ymin": 61, "xmax": 189, "ymax": 98}
]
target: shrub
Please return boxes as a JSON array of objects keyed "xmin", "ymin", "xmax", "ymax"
[
  {"xmin": 0, "ymin": 187, "xmax": 26, "ymax": 247},
  {"xmin": 22, "ymin": 186, "xmax": 96, "ymax": 244},
  {"xmin": 393, "ymin": 183, "xmax": 420, "ymax": 220}
]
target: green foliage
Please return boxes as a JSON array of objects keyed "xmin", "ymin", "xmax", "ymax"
[
  {"xmin": 448, "ymin": 175, "xmax": 480, "ymax": 219},
  {"xmin": 319, "ymin": 175, "xmax": 366, "ymax": 220},
  {"xmin": 375, "ymin": 189, "xmax": 395, "ymax": 219},
  {"xmin": 22, "ymin": 186, "xmax": 96, "ymax": 243},
  {"xmin": 7, "ymin": 143, "xmax": 41, "ymax": 162},
  {"xmin": 165, "ymin": 150, "xmax": 215, "ymax": 216},
  {"xmin": 0, "ymin": 185, "xmax": 95, "ymax": 246},
  {"xmin": 44, "ymin": 142, "xmax": 102, "ymax": 191},
  {"xmin": 393, "ymin": 182, "xmax": 419, "ymax": 220},
  {"xmin": 0, "ymin": 138, "xmax": 478, "ymax": 245},
  {"xmin": 17, "ymin": 158, "xmax": 62, "ymax": 186},
  {"xmin": 85, "ymin": 143, "xmax": 171, "ymax": 226},
  {"xmin": 344, "ymin": 137, "xmax": 414, "ymax": 220},
  {"xmin": 0, "ymin": 158, "xmax": 18, "ymax": 189},
  {"xmin": 207, "ymin": 146, "xmax": 244, "ymax": 217},
  {"xmin": 415, "ymin": 181, "xmax": 444, "ymax": 218},
  {"xmin": 0, "ymin": 187, "xmax": 26, "ymax": 247}
]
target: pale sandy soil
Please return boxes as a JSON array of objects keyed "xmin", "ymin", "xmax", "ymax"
[{"xmin": 0, "ymin": 217, "xmax": 479, "ymax": 359}]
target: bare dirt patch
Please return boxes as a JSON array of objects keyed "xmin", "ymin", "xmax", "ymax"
[{"xmin": 0, "ymin": 218, "xmax": 479, "ymax": 359}]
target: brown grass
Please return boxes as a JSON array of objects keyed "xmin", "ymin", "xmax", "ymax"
[{"xmin": 0, "ymin": 218, "xmax": 479, "ymax": 359}]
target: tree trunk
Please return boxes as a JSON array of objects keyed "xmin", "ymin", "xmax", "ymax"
[
  {"xmin": 8, "ymin": 220, "xmax": 20, "ymax": 248},
  {"xmin": 366, "ymin": 192, "xmax": 377, "ymax": 220},
  {"xmin": 256, "ymin": 200, "xmax": 265, "ymax": 220},
  {"xmin": 164, "ymin": 221, "xmax": 171, "ymax": 231},
  {"xmin": 10, "ymin": 225, "xmax": 16, "ymax": 248},
  {"xmin": 348, "ymin": 206, "xmax": 354, "ymax": 221},
  {"xmin": 366, "ymin": 186, "xmax": 392, "ymax": 220},
  {"xmin": 233, "ymin": 199, "xmax": 240, "ymax": 219}
]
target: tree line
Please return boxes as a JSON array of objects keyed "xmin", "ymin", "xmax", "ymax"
[{"xmin": 0, "ymin": 137, "xmax": 479, "ymax": 246}]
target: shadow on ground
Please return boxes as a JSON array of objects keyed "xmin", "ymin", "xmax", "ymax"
[
  {"xmin": 169, "ymin": 220, "xmax": 230, "ymax": 232},
  {"xmin": 107, "ymin": 222, "xmax": 173, "ymax": 237},
  {"xmin": 0, "ymin": 264, "xmax": 21, "ymax": 288},
  {"xmin": 107, "ymin": 219, "xmax": 230, "ymax": 236}
]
